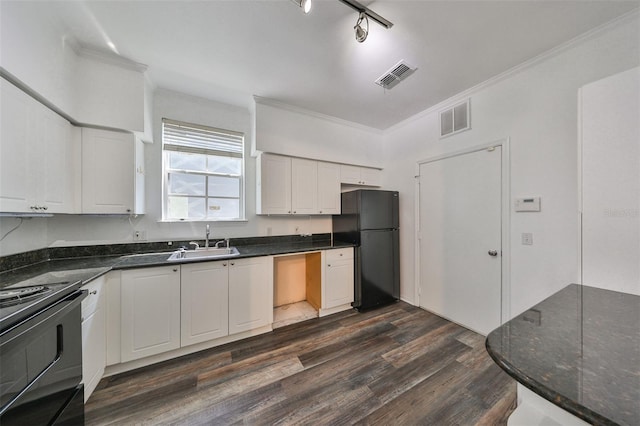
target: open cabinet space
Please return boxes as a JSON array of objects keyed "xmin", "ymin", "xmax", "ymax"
[{"xmin": 273, "ymin": 253, "xmax": 321, "ymax": 328}]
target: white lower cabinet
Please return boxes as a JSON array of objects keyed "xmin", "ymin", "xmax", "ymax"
[
  {"xmin": 181, "ymin": 261, "xmax": 229, "ymax": 346},
  {"xmin": 110, "ymin": 257, "xmax": 273, "ymax": 368},
  {"xmin": 229, "ymin": 256, "xmax": 273, "ymax": 334},
  {"xmin": 322, "ymin": 248, "xmax": 354, "ymax": 311},
  {"xmin": 81, "ymin": 276, "xmax": 106, "ymax": 402},
  {"xmin": 120, "ymin": 266, "xmax": 181, "ymax": 363}
]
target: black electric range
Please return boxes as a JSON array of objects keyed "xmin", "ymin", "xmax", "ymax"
[
  {"xmin": 0, "ymin": 280, "xmax": 81, "ymax": 332},
  {"xmin": 0, "ymin": 278, "xmax": 86, "ymax": 425}
]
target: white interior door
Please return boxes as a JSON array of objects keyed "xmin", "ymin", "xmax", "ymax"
[{"xmin": 418, "ymin": 146, "xmax": 502, "ymax": 335}]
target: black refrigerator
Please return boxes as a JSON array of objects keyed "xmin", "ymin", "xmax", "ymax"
[{"xmin": 332, "ymin": 190, "xmax": 400, "ymax": 310}]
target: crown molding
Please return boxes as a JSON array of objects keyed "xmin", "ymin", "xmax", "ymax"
[
  {"xmin": 77, "ymin": 45, "xmax": 148, "ymax": 73},
  {"xmin": 253, "ymin": 96, "xmax": 384, "ymax": 135},
  {"xmin": 385, "ymin": 8, "xmax": 640, "ymax": 135}
]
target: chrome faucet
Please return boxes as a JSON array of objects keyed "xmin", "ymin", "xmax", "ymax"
[
  {"xmin": 215, "ymin": 238, "xmax": 230, "ymax": 249},
  {"xmin": 189, "ymin": 241, "xmax": 200, "ymax": 250},
  {"xmin": 205, "ymin": 224, "xmax": 210, "ymax": 248}
]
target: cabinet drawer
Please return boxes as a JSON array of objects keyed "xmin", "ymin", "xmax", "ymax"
[
  {"xmin": 326, "ymin": 248, "xmax": 353, "ymax": 262},
  {"xmin": 81, "ymin": 278, "xmax": 104, "ymax": 320}
]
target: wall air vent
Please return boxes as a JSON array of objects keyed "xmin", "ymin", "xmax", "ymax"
[
  {"xmin": 440, "ymin": 99, "xmax": 471, "ymax": 138},
  {"xmin": 374, "ymin": 60, "xmax": 417, "ymax": 90}
]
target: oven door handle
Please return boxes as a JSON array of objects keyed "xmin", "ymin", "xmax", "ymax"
[{"xmin": 0, "ymin": 290, "xmax": 86, "ymax": 416}]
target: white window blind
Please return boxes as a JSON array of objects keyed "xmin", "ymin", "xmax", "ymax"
[
  {"xmin": 163, "ymin": 118, "xmax": 243, "ymax": 157},
  {"xmin": 162, "ymin": 118, "xmax": 244, "ymax": 221}
]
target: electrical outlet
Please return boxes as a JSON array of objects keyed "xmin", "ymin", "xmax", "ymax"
[
  {"xmin": 133, "ymin": 230, "xmax": 147, "ymax": 241},
  {"xmin": 522, "ymin": 233, "xmax": 533, "ymax": 245}
]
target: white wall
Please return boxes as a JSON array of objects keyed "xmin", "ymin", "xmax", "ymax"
[
  {"xmin": 0, "ymin": 1, "xmax": 77, "ymax": 116},
  {"xmin": 254, "ymin": 99, "xmax": 385, "ymax": 168},
  {"xmin": 0, "ymin": 1, "xmax": 146, "ymax": 132},
  {"xmin": 382, "ymin": 14, "xmax": 640, "ymax": 316},
  {"xmin": 46, "ymin": 89, "xmax": 332, "ymax": 248},
  {"xmin": 580, "ymin": 67, "xmax": 640, "ymax": 295},
  {"xmin": 0, "ymin": 217, "xmax": 48, "ymax": 256}
]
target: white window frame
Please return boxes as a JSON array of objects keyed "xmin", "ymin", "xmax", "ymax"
[{"xmin": 161, "ymin": 118, "xmax": 245, "ymax": 222}]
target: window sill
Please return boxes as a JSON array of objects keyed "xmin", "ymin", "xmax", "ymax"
[{"xmin": 158, "ymin": 218, "xmax": 249, "ymax": 223}]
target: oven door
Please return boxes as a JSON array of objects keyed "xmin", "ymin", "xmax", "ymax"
[{"xmin": 0, "ymin": 290, "xmax": 86, "ymax": 425}]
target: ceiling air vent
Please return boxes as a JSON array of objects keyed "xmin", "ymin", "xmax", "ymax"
[{"xmin": 375, "ymin": 60, "xmax": 417, "ymax": 90}]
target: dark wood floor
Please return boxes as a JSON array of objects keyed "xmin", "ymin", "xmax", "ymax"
[{"xmin": 86, "ymin": 302, "xmax": 516, "ymax": 425}]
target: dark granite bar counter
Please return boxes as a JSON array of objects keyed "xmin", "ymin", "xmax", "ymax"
[
  {"xmin": 486, "ymin": 284, "xmax": 640, "ymax": 426},
  {"xmin": 0, "ymin": 234, "xmax": 354, "ymax": 288}
]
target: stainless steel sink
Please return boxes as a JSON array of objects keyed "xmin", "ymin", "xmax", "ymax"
[{"xmin": 167, "ymin": 247, "xmax": 240, "ymax": 261}]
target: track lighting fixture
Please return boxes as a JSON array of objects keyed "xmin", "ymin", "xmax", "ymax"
[
  {"xmin": 291, "ymin": 0, "xmax": 312, "ymax": 14},
  {"xmin": 354, "ymin": 12, "xmax": 368, "ymax": 43},
  {"xmin": 338, "ymin": 0, "xmax": 393, "ymax": 29}
]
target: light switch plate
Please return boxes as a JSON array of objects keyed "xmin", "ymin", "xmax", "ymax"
[{"xmin": 522, "ymin": 233, "xmax": 533, "ymax": 245}]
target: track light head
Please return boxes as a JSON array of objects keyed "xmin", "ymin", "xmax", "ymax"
[
  {"xmin": 354, "ymin": 12, "xmax": 368, "ymax": 43},
  {"xmin": 291, "ymin": 0, "xmax": 312, "ymax": 14}
]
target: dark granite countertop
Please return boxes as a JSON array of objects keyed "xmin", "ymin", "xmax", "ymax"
[
  {"xmin": 486, "ymin": 284, "xmax": 640, "ymax": 426},
  {"xmin": 0, "ymin": 235, "xmax": 354, "ymax": 289}
]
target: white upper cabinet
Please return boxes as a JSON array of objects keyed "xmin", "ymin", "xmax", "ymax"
[
  {"xmin": 316, "ymin": 162, "xmax": 340, "ymax": 215},
  {"xmin": 257, "ymin": 153, "xmax": 292, "ymax": 215},
  {"xmin": 0, "ymin": 78, "xmax": 76, "ymax": 213},
  {"xmin": 257, "ymin": 153, "xmax": 341, "ymax": 215},
  {"xmin": 340, "ymin": 164, "xmax": 381, "ymax": 187},
  {"xmin": 291, "ymin": 158, "xmax": 318, "ymax": 215},
  {"xmin": 81, "ymin": 128, "xmax": 145, "ymax": 214}
]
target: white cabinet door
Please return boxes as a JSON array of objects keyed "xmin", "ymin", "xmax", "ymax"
[
  {"xmin": 323, "ymin": 248, "xmax": 354, "ymax": 309},
  {"xmin": 81, "ymin": 276, "xmax": 106, "ymax": 402},
  {"xmin": 82, "ymin": 128, "xmax": 144, "ymax": 214},
  {"xmin": 339, "ymin": 164, "xmax": 381, "ymax": 187},
  {"xmin": 257, "ymin": 153, "xmax": 292, "ymax": 214},
  {"xmin": 339, "ymin": 164, "xmax": 362, "ymax": 185},
  {"xmin": 121, "ymin": 266, "xmax": 181, "ymax": 362},
  {"xmin": 39, "ymin": 104, "xmax": 75, "ymax": 213},
  {"xmin": 0, "ymin": 79, "xmax": 33, "ymax": 212},
  {"xmin": 360, "ymin": 167, "xmax": 381, "ymax": 187},
  {"xmin": 228, "ymin": 256, "xmax": 273, "ymax": 334},
  {"xmin": 181, "ymin": 261, "xmax": 229, "ymax": 347},
  {"xmin": 0, "ymin": 78, "xmax": 76, "ymax": 213},
  {"xmin": 291, "ymin": 158, "xmax": 318, "ymax": 215},
  {"xmin": 317, "ymin": 162, "xmax": 340, "ymax": 215}
]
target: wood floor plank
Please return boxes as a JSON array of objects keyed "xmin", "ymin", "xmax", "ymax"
[{"xmin": 85, "ymin": 301, "xmax": 516, "ymax": 425}]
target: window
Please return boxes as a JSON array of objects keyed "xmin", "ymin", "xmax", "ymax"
[{"xmin": 162, "ymin": 118, "xmax": 244, "ymax": 221}]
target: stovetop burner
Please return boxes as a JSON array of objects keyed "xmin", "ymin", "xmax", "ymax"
[
  {"xmin": 0, "ymin": 284, "xmax": 66, "ymax": 308},
  {"xmin": 1, "ymin": 280, "xmax": 79, "ymax": 332}
]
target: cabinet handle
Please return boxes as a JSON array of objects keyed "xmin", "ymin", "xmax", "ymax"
[
  {"xmin": 89, "ymin": 290, "xmax": 97, "ymax": 295},
  {"xmin": 126, "ymin": 208, "xmax": 132, "ymax": 213},
  {"xmin": 173, "ymin": 268, "xmax": 178, "ymax": 272},
  {"xmin": 327, "ymin": 264, "xmax": 331, "ymax": 267},
  {"xmin": 288, "ymin": 211, "xmax": 291, "ymax": 214},
  {"xmin": 319, "ymin": 210, "xmax": 322, "ymax": 213},
  {"xmin": 339, "ymin": 253, "xmax": 343, "ymax": 256},
  {"xmin": 293, "ymin": 211, "xmax": 296, "ymax": 214},
  {"xmin": 43, "ymin": 206, "xmax": 48, "ymax": 211},
  {"xmin": 223, "ymin": 263, "xmax": 227, "ymax": 266}
]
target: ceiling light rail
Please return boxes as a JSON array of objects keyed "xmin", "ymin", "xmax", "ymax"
[
  {"xmin": 337, "ymin": 0, "xmax": 393, "ymax": 29},
  {"xmin": 291, "ymin": 0, "xmax": 312, "ymax": 14}
]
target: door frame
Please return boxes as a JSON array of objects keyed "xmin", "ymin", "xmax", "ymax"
[{"xmin": 414, "ymin": 138, "xmax": 511, "ymax": 326}]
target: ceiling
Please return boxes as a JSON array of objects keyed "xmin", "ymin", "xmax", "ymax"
[{"xmin": 27, "ymin": 0, "xmax": 640, "ymax": 130}]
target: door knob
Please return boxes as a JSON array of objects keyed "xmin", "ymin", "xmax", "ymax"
[{"xmin": 488, "ymin": 250, "xmax": 498, "ymax": 257}]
